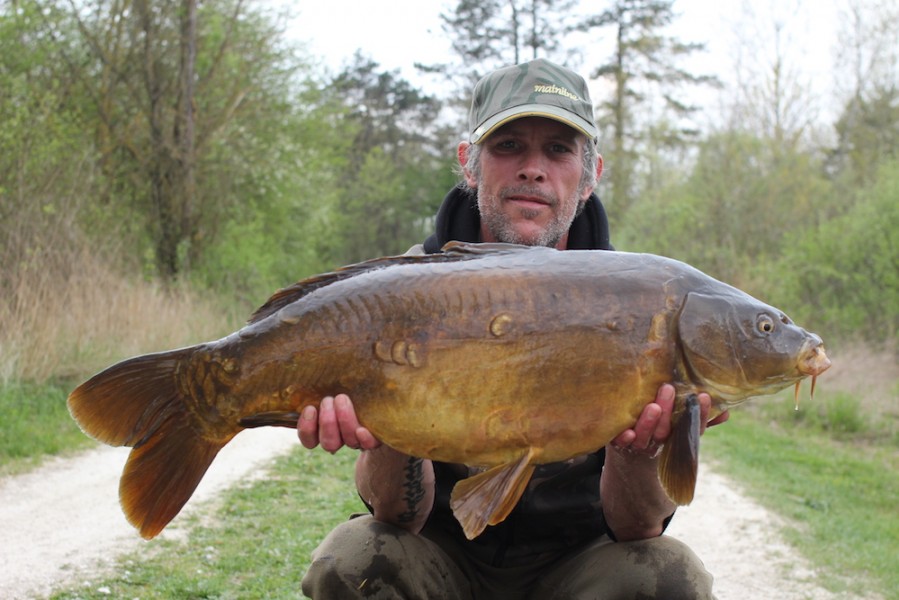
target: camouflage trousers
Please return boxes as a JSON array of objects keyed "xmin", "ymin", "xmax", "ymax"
[{"xmin": 301, "ymin": 515, "xmax": 715, "ymax": 600}]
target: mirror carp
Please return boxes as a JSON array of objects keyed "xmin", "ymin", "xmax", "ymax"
[{"xmin": 68, "ymin": 242, "xmax": 831, "ymax": 540}]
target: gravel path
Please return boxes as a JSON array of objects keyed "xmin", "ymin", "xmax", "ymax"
[{"xmin": 0, "ymin": 432, "xmax": 870, "ymax": 599}]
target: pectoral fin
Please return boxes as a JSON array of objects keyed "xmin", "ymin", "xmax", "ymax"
[
  {"xmin": 449, "ymin": 449, "xmax": 537, "ymax": 540},
  {"xmin": 658, "ymin": 394, "xmax": 701, "ymax": 505}
]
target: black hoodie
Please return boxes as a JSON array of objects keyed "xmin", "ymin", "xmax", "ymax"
[{"xmin": 421, "ymin": 186, "xmax": 613, "ymax": 253}]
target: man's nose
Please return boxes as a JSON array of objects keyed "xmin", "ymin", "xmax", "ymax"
[{"xmin": 517, "ymin": 151, "xmax": 546, "ymax": 182}]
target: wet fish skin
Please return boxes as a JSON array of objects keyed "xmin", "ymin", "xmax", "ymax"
[{"xmin": 67, "ymin": 242, "xmax": 831, "ymax": 540}]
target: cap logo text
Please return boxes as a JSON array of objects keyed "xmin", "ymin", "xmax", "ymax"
[{"xmin": 533, "ymin": 84, "xmax": 579, "ymax": 101}]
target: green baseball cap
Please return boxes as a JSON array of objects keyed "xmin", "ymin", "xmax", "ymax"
[{"xmin": 468, "ymin": 58, "xmax": 598, "ymax": 144}]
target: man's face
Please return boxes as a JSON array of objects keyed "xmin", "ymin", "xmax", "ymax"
[{"xmin": 462, "ymin": 117, "xmax": 596, "ymax": 249}]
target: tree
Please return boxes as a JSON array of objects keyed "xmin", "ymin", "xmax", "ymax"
[
  {"xmin": 617, "ymin": 129, "xmax": 831, "ymax": 296},
  {"xmin": 723, "ymin": 2, "xmax": 819, "ymax": 151},
  {"xmin": 0, "ymin": 1, "xmax": 99, "ymax": 286},
  {"xmin": 773, "ymin": 159, "xmax": 899, "ymax": 341},
  {"xmin": 829, "ymin": 0, "xmax": 899, "ymax": 187},
  {"xmin": 47, "ymin": 0, "xmax": 308, "ymax": 281},
  {"xmin": 320, "ymin": 54, "xmax": 457, "ymax": 265},
  {"xmin": 584, "ymin": 0, "xmax": 718, "ymax": 221},
  {"xmin": 833, "ymin": 88, "xmax": 899, "ymax": 188},
  {"xmin": 418, "ymin": 0, "xmax": 582, "ymax": 118}
]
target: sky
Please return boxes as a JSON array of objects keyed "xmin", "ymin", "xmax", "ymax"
[{"xmin": 282, "ymin": 0, "xmax": 844, "ymax": 127}]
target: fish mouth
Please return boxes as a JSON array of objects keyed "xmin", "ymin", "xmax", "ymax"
[
  {"xmin": 793, "ymin": 339, "xmax": 831, "ymax": 409},
  {"xmin": 798, "ymin": 339, "xmax": 831, "ymax": 377}
]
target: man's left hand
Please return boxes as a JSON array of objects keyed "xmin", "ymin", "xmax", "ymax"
[{"xmin": 610, "ymin": 384, "xmax": 729, "ymax": 457}]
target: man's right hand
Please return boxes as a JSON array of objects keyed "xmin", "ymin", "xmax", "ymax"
[{"xmin": 298, "ymin": 394, "xmax": 382, "ymax": 453}]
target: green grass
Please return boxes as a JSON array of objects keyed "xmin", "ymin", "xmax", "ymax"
[
  {"xmin": 49, "ymin": 447, "xmax": 362, "ymax": 600},
  {"xmin": 0, "ymin": 380, "xmax": 94, "ymax": 475},
  {"xmin": 703, "ymin": 406, "xmax": 898, "ymax": 599}
]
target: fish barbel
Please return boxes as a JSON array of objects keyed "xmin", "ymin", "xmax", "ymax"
[{"xmin": 67, "ymin": 242, "xmax": 831, "ymax": 540}]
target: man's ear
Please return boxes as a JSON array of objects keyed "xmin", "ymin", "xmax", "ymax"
[
  {"xmin": 581, "ymin": 152, "xmax": 604, "ymax": 200},
  {"xmin": 458, "ymin": 141, "xmax": 477, "ymax": 188}
]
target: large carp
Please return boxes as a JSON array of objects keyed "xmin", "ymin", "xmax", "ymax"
[{"xmin": 68, "ymin": 242, "xmax": 830, "ymax": 541}]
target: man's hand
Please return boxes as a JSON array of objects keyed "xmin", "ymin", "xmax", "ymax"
[
  {"xmin": 610, "ymin": 384, "xmax": 729, "ymax": 456},
  {"xmin": 297, "ymin": 394, "xmax": 381, "ymax": 453},
  {"xmin": 297, "ymin": 393, "xmax": 434, "ymax": 532},
  {"xmin": 601, "ymin": 384, "xmax": 729, "ymax": 541}
]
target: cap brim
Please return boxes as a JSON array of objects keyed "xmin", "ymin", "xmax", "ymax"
[{"xmin": 471, "ymin": 104, "xmax": 598, "ymax": 144}]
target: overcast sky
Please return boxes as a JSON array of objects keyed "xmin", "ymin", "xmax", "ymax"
[{"xmin": 283, "ymin": 0, "xmax": 844, "ymax": 128}]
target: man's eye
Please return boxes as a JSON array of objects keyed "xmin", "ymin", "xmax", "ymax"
[{"xmin": 550, "ymin": 143, "xmax": 572, "ymax": 153}]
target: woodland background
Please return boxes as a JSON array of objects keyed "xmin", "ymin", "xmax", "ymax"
[{"xmin": 2, "ymin": 0, "xmax": 898, "ymax": 384}]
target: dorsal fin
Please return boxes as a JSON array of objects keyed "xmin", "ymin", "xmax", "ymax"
[
  {"xmin": 248, "ymin": 247, "xmax": 498, "ymax": 324},
  {"xmin": 441, "ymin": 241, "xmax": 539, "ymax": 256}
]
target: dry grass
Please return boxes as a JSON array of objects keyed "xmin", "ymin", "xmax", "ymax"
[
  {"xmin": 819, "ymin": 342, "xmax": 899, "ymax": 421},
  {"xmin": 0, "ymin": 227, "xmax": 238, "ymax": 384}
]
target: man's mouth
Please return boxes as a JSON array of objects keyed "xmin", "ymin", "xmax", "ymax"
[{"xmin": 504, "ymin": 188, "xmax": 553, "ymax": 208}]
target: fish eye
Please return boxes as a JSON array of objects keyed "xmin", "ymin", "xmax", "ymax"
[{"xmin": 757, "ymin": 315, "xmax": 776, "ymax": 334}]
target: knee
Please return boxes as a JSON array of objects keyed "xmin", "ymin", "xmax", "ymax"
[
  {"xmin": 301, "ymin": 516, "xmax": 467, "ymax": 599},
  {"xmin": 629, "ymin": 535, "xmax": 715, "ymax": 600},
  {"xmin": 541, "ymin": 534, "xmax": 715, "ymax": 600},
  {"xmin": 301, "ymin": 517, "xmax": 404, "ymax": 598}
]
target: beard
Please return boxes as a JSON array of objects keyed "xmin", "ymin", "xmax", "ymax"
[{"xmin": 477, "ymin": 184, "xmax": 585, "ymax": 248}]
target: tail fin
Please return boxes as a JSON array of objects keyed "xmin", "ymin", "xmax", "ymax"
[{"xmin": 68, "ymin": 349, "xmax": 229, "ymax": 539}]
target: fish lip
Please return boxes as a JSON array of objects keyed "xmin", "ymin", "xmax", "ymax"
[{"xmin": 798, "ymin": 340, "xmax": 832, "ymax": 376}]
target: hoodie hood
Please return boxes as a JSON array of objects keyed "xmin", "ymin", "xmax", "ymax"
[{"xmin": 422, "ymin": 187, "xmax": 613, "ymax": 254}]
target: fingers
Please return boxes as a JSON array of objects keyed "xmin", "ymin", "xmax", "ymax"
[
  {"xmin": 610, "ymin": 385, "xmax": 724, "ymax": 458},
  {"xmin": 355, "ymin": 426, "xmax": 382, "ymax": 451},
  {"xmin": 317, "ymin": 395, "xmax": 344, "ymax": 452},
  {"xmin": 611, "ymin": 384, "xmax": 671, "ymax": 456},
  {"xmin": 296, "ymin": 394, "xmax": 381, "ymax": 453},
  {"xmin": 298, "ymin": 405, "xmax": 320, "ymax": 449},
  {"xmin": 630, "ymin": 402, "xmax": 663, "ymax": 450}
]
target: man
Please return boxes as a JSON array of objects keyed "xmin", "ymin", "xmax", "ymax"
[{"xmin": 299, "ymin": 58, "xmax": 728, "ymax": 599}]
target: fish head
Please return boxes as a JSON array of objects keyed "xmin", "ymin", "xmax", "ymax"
[{"xmin": 677, "ymin": 292, "xmax": 831, "ymax": 406}]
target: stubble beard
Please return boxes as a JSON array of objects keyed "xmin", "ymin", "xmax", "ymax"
[{"xmin": 477, "ymin": 185, "xmax": 584, "ymax": 248}]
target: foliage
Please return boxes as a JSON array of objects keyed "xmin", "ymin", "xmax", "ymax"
[
  {"xmin": 318, "ymin": 54, "xmax": 458, "ymax": 266},
  {"xmin": 616, "ymin": 130, "xmax": 832, "ymax": 293},
  {"xmin": 832, "ymin": 86, "xmax": 899, "ymax": 187},
  {"xmin": 30, "ymin": 0, "xmax": 327, "ymax": 281},
  {"xmin": 771, "ymin": 159, "xmax": 899, "ymax": 341},
  {"xmin": 190, "ymin": 78, "xmax": 356, "ymax": 304},
  {"xmin": 584, "ymin": 0, "xmax": 718, "ymax": 219}
]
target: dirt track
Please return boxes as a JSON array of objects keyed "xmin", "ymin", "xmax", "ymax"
[{"xmin": 0, "ymin": 430, "xmax": 871, "ymax": 599}]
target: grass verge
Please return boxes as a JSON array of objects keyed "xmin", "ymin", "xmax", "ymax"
[
  {"xmin": 703, "ymin": 406, "xmax": 898, "ymax": 599},
  {"xmin": 0, "ymin": 380, "xmax": 94, "ymax": 475},
  {"xmin": 49, "ymin": 447, "xmax": 361, "ymax": 600}
]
